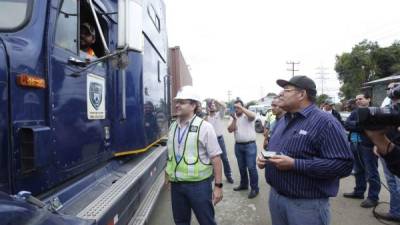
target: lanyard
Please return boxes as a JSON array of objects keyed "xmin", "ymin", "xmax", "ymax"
[{"xmin": 177, "ymin": 125, "xmax": 189, "ymax": 146}]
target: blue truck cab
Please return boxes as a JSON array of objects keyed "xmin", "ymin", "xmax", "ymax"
[{"xmin": 0, "ymin": 0, "xmax": 169, "ymax": 224}]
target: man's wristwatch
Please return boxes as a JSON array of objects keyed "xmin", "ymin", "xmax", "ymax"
[{"xmin": 215, "ymin": 183, "xmax": 223, "ymax": 188}]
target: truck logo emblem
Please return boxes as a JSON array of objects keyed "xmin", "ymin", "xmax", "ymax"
[{"xmin": 89, "ymin": 82, "xmax": 103, "ymax": 110}]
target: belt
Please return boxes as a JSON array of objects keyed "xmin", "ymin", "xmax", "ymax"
[
  {"xmin": 217, "ymin": 135, "xmax": 223, "ymax": 139},
  {"xmin": 170, "ymin": 176, "xmax": 212, "ymax": 184},
  {"xmin": 235, "ymin": 140, "xmax": 255, "ymax": 145}
]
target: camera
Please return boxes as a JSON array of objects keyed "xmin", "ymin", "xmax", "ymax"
[{"xmin": 357, "ymin": 84, "xmax": 400, "ymax": 129}]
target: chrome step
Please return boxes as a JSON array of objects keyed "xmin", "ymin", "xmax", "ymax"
[
  {"xmin": 128, "ymin": 171, "xmax": 164, "ymax": 225},
  {"xmin": 77, "ymin": 146, "xmax": 166, "ymax": 221}
]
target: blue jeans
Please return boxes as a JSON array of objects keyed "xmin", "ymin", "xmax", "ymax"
[
  {"xmin": 217, "ymin": 136, "xmax": 232, "ymax": 179},
  {"xmin": 170, "ymin": 178, "xmax": 217, "ymax": 225},
  {"xmin": 269, "ymin": 188, "xmax": 330, "ymax": 225},
  {"xmin": 234, "ymin": 142, "xmax": 258, "ymax": 191},
  {"xmin": 381, "ymin": 158, "xmax": 400, "ymax": 218},
  {"xmin": 352, "ymin": 143, "xmax": 381, "ymax": 201}
]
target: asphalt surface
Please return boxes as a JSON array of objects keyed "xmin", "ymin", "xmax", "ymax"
[{"xmin": 148, "ymin": 119, "xmax": 395, "ymax": 225}]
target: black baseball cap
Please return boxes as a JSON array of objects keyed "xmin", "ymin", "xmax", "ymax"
[{"xmin": 277, "ymin": 75, "xmax": 317, "ymax": 97}]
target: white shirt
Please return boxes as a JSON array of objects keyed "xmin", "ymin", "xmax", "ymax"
[
  {"xmin": 175, "ymin": 116, "xmax": 222, "ymax": 164},
  {"xmin": 207, "ymin": 110, "xmax": 224, "ymax": 137},
  {"xmin": 231, "ymin": 114, "xmax": 256, "ymax": 143}
]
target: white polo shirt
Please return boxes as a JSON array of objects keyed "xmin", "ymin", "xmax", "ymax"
[
  {"xmin": 231, "ymin": 114, "xmax": 256, "ymax": 143},
  {"xmin": 207, "ymin": 110, "xmax": 224, "ymax": 137},
  {"xmin": 174, "ymin": 116, "xmax": 222, "ymax": 164}
]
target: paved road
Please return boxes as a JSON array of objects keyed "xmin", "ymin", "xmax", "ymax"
[{"xmin": 148, "ymin": 120, "xmax": 395, "ymax": 225}]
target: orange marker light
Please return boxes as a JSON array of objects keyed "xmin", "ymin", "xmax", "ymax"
[{"xmin": 16, "ymin": 74, "xmax": 46, "ymax": 89}]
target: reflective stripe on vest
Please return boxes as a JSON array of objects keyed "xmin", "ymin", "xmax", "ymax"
[{"xmin": 166, "ymin": 116, "xmax": 213, "ymax": 182}]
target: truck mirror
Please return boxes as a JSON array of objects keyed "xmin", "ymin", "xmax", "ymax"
[{"xmin": 118, "ymin": 0, "xmax": 144, "ymax": 52}]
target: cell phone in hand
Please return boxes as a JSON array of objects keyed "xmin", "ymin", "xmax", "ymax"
[{"xmin": 262, "ymin": 150, "xmax": 280, "ymax": 159}]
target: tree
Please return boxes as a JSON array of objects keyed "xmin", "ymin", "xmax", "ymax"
[{"xmin": 335, "ymin": 39, "xmax": 400, "ymax": 100}]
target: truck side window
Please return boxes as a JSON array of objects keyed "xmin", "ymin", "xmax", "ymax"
[{"xmin": 55, "ymin": 0, "xmax": 78, "ymax": 54}]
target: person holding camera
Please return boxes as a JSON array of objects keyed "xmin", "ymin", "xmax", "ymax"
[
  {"xmin": 227, "ymin": 99, "xmax": 259, "ymax": 199},
  {"xmin": 205, "ymin": 99, "xmax": 234, "ymax": 184},
  {"xmin": 362, "ymin": 82, "xmax": 400, "ymax": 222},
  {"xmin": 343, "ymin": 93, "xmax": 381, "ymax": 208},
  {"xmin": 257, "ymin": 76, "xmax": 353, "ymax": 225}
]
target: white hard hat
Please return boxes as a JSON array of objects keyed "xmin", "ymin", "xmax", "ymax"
[{"xmin": 174, "ymin": 86, "xmax": 201, "ymax": 102}]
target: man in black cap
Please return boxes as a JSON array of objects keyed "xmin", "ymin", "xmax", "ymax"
[{"xmin": 257, "ymin": 75, "xmax": 353, "ymax": 225}]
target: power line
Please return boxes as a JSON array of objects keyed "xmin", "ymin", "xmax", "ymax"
[
  {"xmin": 227, "ymin": 90, "xmax": 232, "ymax": 102},
  {"xmin": 286, "ymin": 61, "xmax": 300, "ymax": 77},
  {"xmin": 315, "ymin": 66, "xmax": 329, "ymax": 95}
]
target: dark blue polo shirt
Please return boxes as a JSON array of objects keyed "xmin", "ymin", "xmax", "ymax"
[{"xmin": 266, "ymin": 104, "xmax": 353, "ymax": 198}]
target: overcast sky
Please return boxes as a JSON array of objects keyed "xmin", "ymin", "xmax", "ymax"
[{"xmin": 165, "ymin": 0, "xmax": 400, "ymax": 103}]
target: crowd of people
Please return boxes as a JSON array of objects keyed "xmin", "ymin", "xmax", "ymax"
[{"xmin": 164, "ymin": 75, "xmax": 400, "ymax": 225}]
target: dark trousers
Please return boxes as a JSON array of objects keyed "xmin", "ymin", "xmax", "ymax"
[
  {"xmin": 171, "ymin": 178, "xmax": 217, "ymax": 225},
  {"xmin": 352, "ymin": 143, "xmax": 381, "ymax": 201},
  {"xmin": 234, "ymin": 142, "xmax": 259, "ymax": 191},
  {"xmin": 217, "ymin": 136, "xmax": 232, "ymax": 179}
]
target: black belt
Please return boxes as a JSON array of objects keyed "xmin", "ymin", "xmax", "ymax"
[
  {"xmin": 217, "ymin": 135, "xmax": 223, "ymax": 139},
  {"xmin": 235, "ymin": 140, "xmax": 255, "ymax": 145},
  {"xmin": 170, "ymin": 176, "xmax": 212, "ymax": 184}
]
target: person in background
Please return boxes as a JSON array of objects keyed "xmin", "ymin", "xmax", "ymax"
[
  {"xmin": 206, "ymin": 99, "xmax": 234, "ymax": 184},
  {"xmin": 323, "ymin": 99, "xmax": 343, "ymax": 125},
  {"xmin": 80, "ymin": 22, "xmax": 96, "ymax": 57},
  {"xmin": 263, "ymin": 97, "xmax": 285, "ymax": 150},
  {"xmin": 228, "ymin": 99, "xmax": 259, "ymax": 199},
  {"xmin": 343, "ymin": 93, "xmax": 381, "ymax": 208}
]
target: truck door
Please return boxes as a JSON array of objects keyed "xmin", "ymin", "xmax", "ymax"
[
  {"xmin": 0, "ymin": 40, "xmax": 10, "ymax": 193},
  {"xmin": 49, "ymin": 0, "xmax": 111, "ymax": 174}
]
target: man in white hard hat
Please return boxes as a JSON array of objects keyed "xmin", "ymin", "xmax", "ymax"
[{"xmin": 165, "ymin": 86, "xmax": 223, "ymax": 225}]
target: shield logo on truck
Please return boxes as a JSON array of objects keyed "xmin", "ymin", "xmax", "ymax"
[{"xmin": 89, "ymin": 82, "xmax": 103, "ymax": 110}]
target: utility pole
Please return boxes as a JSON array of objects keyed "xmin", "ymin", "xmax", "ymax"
[
  {"xmin": 286, "ymin": 61, "xmax": 300, "ymax": 77},
  {"xmin": 315, "ymin": 66, "xmax": 329, "ymax": 95}
]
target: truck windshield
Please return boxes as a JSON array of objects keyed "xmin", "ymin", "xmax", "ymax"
[{"xmin": 0, "ymin": 0, "xmax": 31, "ymax": 31}]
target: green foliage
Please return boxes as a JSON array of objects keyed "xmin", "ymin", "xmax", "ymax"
[{"xmin": 335, "ymin": 39, "xmax": 400, "ymax": 99}]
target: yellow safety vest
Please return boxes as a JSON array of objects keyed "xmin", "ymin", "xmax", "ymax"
[{"xmin": 166, "ymin": 116, "xmax": 213, "ymax": 182}]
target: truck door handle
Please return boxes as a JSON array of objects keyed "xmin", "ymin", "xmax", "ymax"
[{"xmin": 68, "ymin": 57, "xmax": 87, "ymax": 67}]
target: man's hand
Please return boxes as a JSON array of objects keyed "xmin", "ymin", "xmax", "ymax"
[
  {"xmin": 257, "ymin": 153, "xmax": 268, "ymax": 169},
  {"xmin": 268, "ymin": 155, "xmax": 295, "ymax": 171},
  {"xmin": 164, "ymin": 172, "xmax": 170, "ymax": 190},
  {"xmin": 212, "ymin": 187, "xmax": 223, "ymax": 206},
  {"xmin": 365, "ymin": 129, "xmax": 393, "ymax": 155},
  {"xmin": 234, "ymin": 103, "xmax": 243, "ymax": 109}
]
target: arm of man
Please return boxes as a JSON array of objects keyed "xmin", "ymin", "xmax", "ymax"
[
  {"xmin": 227, "ymin": 116, "xmax": 237, "ymax": 133},
  {"xmin": 240, "ymin": 106, "xmax": 256, "ymax": 121},
  {"xmin": 365, "ymin": 129, "xmax": 400, "ymax": 177},
  {"xmin": 202, "ymin": 123, "xmax": 223, "ymax": 205},
  {"xmin": 344, "ymin": 110, "xmax": 363, "ymax": 132},
  {"xmin": 293, "ymin": 120, "xmax": 354, "ymax": 179}
]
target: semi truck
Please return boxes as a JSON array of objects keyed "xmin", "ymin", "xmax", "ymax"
[{"xmin": 0, "ymin": 0, "xmax": 170, "ymax": 224}]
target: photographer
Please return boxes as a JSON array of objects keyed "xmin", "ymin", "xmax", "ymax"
[
  {"xmin": 362, "ymin": 82, "xmax": 400, "ymax": 222},
  {"xmin": 343, "ymin": 93, "xmax": 381, "ymax": 208}
]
